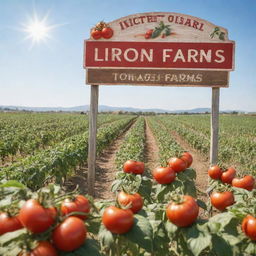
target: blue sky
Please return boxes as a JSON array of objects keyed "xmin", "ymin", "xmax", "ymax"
[{"xmin": 0, "ymin": 0, "xmax": 255, "ymax": 111}]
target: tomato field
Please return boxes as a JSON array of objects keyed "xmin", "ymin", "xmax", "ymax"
[{"xmin": 0, "ymin": 112, "xmax": 255, "ymax": 256}]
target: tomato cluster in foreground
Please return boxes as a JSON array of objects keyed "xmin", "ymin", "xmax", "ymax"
[
  {"xmin": 0, "ymin": 195, "xmax": 90, "ymax": 254},
  {"xmin": 208, "ymin": 165, "xmax": 255, "ymax": 211},
  {"xmin": 0, "ymin": 151, "xmax": 255, "ymax": 255},
  {"xmin": 102, "ymin": 152, "xmax": 199, "ymax": 235}
]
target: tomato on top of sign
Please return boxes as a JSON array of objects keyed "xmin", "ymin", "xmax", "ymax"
[{"xmin": 84, "ymin": 12, "xmax": 234, "ymax": 87}]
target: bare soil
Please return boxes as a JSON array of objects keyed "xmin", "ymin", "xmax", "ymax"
[
  {"xmin": 93, "ymin": 127, "xmax": 132, "ymax": 200},
  {"xmin": 63, "ymin": 122, "xmax": 135, "ymax": 198},
  {"xmin": 144, "ymin": 119, "xmax": 160, "ymax": 171}
]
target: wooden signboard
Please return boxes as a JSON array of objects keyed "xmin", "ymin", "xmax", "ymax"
[
  {"xmin": 83, "ymin": 12, "xmax": 235, "ymax": 195},
  {"xmin": 87, "ymin": 69, "xmax": 229, "ymax": 87}
]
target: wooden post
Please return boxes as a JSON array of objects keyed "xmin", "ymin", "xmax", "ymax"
[
  {"xmin": 88, "ymin": 85, "xmax": 99, "ymax": 196},
  {"xmin": 210, "ymin": 87, "xmax": 220, "ymax": 165}
]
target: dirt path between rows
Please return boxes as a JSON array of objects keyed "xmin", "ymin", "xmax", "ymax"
[
  {"xmin": 93, "ymin": 121, "xmax": 135, "ymax": 200},
  {"xmin": 63, "ymin": 121, "xmax": 135, "ymax": 199},
  {"xmin": 144, "ymin": 119, "xmax": 160, "ymax": 172}
]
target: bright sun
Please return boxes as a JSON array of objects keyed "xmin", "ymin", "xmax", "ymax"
[
  {"xmin": 22, "ymin": 12, "xmax": 62, "ymax": 48},
  {"xmin": 25, "ymin": 20, "xmax": 50, "ymax": 42}
]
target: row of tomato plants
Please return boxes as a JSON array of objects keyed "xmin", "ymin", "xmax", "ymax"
[
  {"xmin": 115, "ymin": 116, "xmax": 146, "ymax": 171},
  {"xmin": 0, "ymin": 117, "xmax": 135, "ymax": 190},
  {"xmin": 0, "ymin": 113, "xmax": 129, "ymax": 164},
  {"xmin": 0, "ymin": 113, "xmax": 88, "ymax": 163},
  {"xmin": 156, "ymin": 115, "xmax": 256, "ymax": 175},
  {"xmin": 146, "ymin": 117, "xmax": 183, "ymax": 166}
]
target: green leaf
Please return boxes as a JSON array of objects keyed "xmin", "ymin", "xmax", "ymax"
[
  {"xmin": 244, "ymin": 242, "xmax": 256, "ymax": 255},
  {"xmin": 151, "ymin": 28, "xmax": 163, "ymax": 39},
  {"xmin": 98, "ymin": 225, "xmax": 115, "ymax": 249},
  {"xmin": 212, "ymin": 234, "xmax": 233, "ymax": 256},
  {"xmin": 197, "ymin": 199, "xmax": 207, "ymax": 210},
  {"xmin": 0, "ymin": 180, "xmax": 26, "ymax": 189},
  {"xmin": 70, "ymin": 239, "xmax": 102, "ymax": 256},
  {"xmin": 125, "ymin": 214, "xmax": 153, "ymax": 252},
  {"xmin": 165, "ymin": 220, "xmax": 178, "ymax": 237},
  {"xmin": 209, "ymin": 212, "xmax": 234, "ymax": 228},
  {"xmin": 87, "ymin": 217, "xmax": 102, "ymax": 235},
  {"xmin": 111, "ymin": 179, "xmax": 122, "ymax": 192},
  {"xmin": 0, "ymin": 229, "xmax": 27, "ymax": 246},
  {"xmin": 219, "ymin": 32, "xmax": 225, "ymax": 40},
  {"xmin": 184, "ymin": 223, "xmax": 211, "ymax": 256},
  {"xmin": 185, "ymin": 168, "xmax": 196, "ymax": 180}
]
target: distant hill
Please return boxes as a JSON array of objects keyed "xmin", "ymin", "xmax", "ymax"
[{"xmin": 0, "ymin": 105, "xmax": 248, "ymax": 113}]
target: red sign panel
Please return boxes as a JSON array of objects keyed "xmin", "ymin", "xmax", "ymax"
[{"xmin": 84, "ymin": 41, "xmax": 234, "ymax": 70}]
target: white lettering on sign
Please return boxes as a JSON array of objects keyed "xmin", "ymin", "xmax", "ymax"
[
  {"xmin": 215, "ymin": 50, "xmax": 225, "ymax": 63},
  {"xmin": 163, "ymin": 49, "xmax": 173, "ymax": 62},
  {"xmin": 94, "ymin": 47, "xmax": 226, "ymax": 64},
  {"xmin": 173, "ymin": 49, "xmax": 186, "ymax": 62}
]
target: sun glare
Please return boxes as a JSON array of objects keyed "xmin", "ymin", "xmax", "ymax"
[
  {"xmin": 21, "ymin": 11, "xmax": 63, "ymax": 48},
  {"xmin": 25, "ymin": 20, "xmax": 50, "ymax": 42}
]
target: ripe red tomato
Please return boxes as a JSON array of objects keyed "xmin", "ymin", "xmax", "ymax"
[
  {"xmin": 168, "ymin": 157, "xmax": 187, "ymax": 172},
  {"xmin": 208, "ymin": 165, "xmax": 223, "ymax": 180},
  {"xmin": 61, "ymin": 195, "xmax": 90, "ymax": 220},
  {"xmin": 19, "ymin": 199, "xmax": 56, "ymax": 233},
  {"xmin": 52, "ymin": 216, "xmax": 86, "ymax": 252},
  {"xmin": 145, "ymin": 34, "xmax": 151, "ymax": 39},
  {"xmin": 180, "ymin": 152, "xmax": 193, "ymax": 168},
  {"xmin": 145, "ymin": 29, "xmax": 153, "ymax": 39},
  {"xmin": 91, "ymin": 29, "xmax": 102, "ymax": 40},
  {"xmin": 210, "ymin": 191, "xmax": 235, "ymax": 211},
  {"xmin": 19, "ymin": 241, "xmax": 58, "ymax": 256},
  {"xmin": 102, "ymin": 206, "xmax": 134, "ymax": 234},
  {"xmin": 0, "ymin": 213, "xmax": 23, "ymax": 235},
  {"xmin": 117, "ymin": 191, "xmax": 143, "ymax": 213},
  {"xmin": 101, "ymin": 27, "xmax": 113, "ymax": 39},
  {"xmin": 232, "ymin": 175, "xmax": 255, "ymax": 191},
  {"xmin": 152, "ymin": 166, "xmax": 176, "ymax": 184},
  {"xmin": 221, "ymin": 167, "xmax": 236, "ymax": 184},
  {"xmin": 242, "ymin": 215, "xmax": 256, "ymax": 240},
  {"xmin": 146, "ymin": 29, "xmax": 154, "ymax": 36},
  {"xmin": 123, "ymin": 160, "xmax": 145, "ymax": 174},
  {"xmin": 166, "ymin": 195, "xmax": 199, "ymax": 227}
]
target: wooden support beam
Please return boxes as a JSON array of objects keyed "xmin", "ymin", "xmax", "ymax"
[
  {"xmin": 210, "ymin": 87, "xmax": 220, "ymax": 165},
  {"xmin": 88, "ymin": 85, "xmax": 99, "ymax": 196}
]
